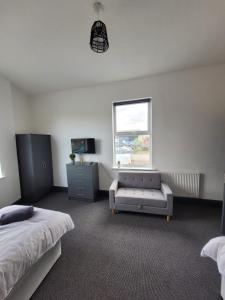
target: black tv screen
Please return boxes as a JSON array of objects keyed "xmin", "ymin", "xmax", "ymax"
[{"xmin": 71, "ymin": 138, "xmax": 96, "ymax": 154}]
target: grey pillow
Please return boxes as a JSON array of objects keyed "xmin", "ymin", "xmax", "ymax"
[{"xmin": 0, "ymin": 206, "xmax": 34, "ymax": 225}]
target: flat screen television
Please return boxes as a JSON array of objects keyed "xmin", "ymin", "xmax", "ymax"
[{"xmin": 71, "ymin": 138, "xmax": 96, "ymax": 154}]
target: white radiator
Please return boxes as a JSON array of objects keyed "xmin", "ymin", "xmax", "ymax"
[{"xmin": 161, "ymin": 172, "xmax": 200, "ymax": 198}]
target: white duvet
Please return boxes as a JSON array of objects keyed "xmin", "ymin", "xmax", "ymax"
[
  {"xmin": 201, "ymin": 236, "xmax": 225, "ymax": 275},
  {"xmin": 0, "ymin": 205, "xmax": 74, "ymax": 300}
]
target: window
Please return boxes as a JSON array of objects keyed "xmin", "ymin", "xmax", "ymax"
[
  {"xmin": 113, "ymin": 98, "xmax": 152, "ymax": 168},
  {"xmin": 0, "ymin": 162, "xmax": 3, "ymax": 178}
]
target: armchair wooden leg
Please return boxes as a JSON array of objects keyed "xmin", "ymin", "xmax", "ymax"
[
  {"xmin": 112, "ymin": 209, "xmax": 116, "ymax": 215},
  {"xmin": 166, "ymin": 215, "xmax": 171, "ymax": 222}
]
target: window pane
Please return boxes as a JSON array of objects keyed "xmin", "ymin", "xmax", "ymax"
[
  {"xmin": 116, "ymin": 102, "xmax": 148, "ymax": 132},
  {"xmin": 115, "ymin": 134, "xmax": 150, "ymax": 167}
]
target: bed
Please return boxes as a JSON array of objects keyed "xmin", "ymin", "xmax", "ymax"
[
  {"xmin": 201, "ymin": 236, "xmax": 225, "ymax": 299},
  {"xmin": 0, "ymin": 205, "xmax": 74, "ymax": 300}
]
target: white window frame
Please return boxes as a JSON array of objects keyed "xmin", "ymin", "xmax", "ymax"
[
  {"xmin": 0, "ymin": 162, "xmax": 4, "ymax": 179},
  {"xmin": 112, "ymin": 98, "xmax": 152, "ymax": 169}
]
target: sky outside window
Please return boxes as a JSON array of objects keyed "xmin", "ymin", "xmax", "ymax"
[{"xmin": 116, "ymin": 102, "xmax": 148, "ymax": 132}]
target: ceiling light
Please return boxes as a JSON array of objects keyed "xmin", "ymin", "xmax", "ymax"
[{"xmin": 90, "ymin": 1, "xmax": 109, "ymax": 53}]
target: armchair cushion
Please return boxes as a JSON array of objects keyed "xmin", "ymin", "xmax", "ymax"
[
  {"xmin": 115, "ymin": 188, "xmax": 167, "ymax": 208},
  {"xmin": 118, "ymin": 172, "xmax": 161, "ymax": 190}
]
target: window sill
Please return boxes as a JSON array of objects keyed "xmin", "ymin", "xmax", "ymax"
[
  {"xmin": 0, "ymin": 176, "xmax": 6, "ymax": 180},
  {"xmin": 112, "ymin": 166, "xmax": 156, "ymax": 171}
]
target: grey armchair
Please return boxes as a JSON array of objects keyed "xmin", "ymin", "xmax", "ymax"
[{"xmin": 109, "ymin": 172, "xmax": 173, "ymax": 221}]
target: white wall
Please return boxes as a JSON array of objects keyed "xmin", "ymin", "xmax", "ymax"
[
  {"xmin": 0, "ymin": 79, "xmax": 31, "ymax": 207},
  {"xmin": 11, "ymin": 85, "xmax": 31, "ymax": 133},
  {"xmin": 30, "ymin": 64, "xmax": 225, "ymax": 200}
]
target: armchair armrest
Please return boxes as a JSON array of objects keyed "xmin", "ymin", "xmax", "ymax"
[
  {"xmin": 161, "ymin": 182, "xmax": 172, "ymax": 197},
  {"xmin": 109, "ymin": 180, "xmax": 118, "ymax": 209},
  {"xmin": 161, "ymin": 182, "xmax": 173, "ymax": 216}
]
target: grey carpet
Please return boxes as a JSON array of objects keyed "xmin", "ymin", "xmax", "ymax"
[{"xmin": 31, "ymin": 192, "xmax": 221, "ymax": 300}]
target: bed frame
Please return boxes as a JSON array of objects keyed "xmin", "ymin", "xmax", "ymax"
[
  {"xmin": 222, "ymin": 275, "xmax": 225, "ymax": 299},
  {"xmin": 5, "ymin": 240, "xmax": 61, "ymax": 300}
]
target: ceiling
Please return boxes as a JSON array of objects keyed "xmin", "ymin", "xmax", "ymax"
[{"xmin": 0, "ymin": 0, "xmax": 225, "ymax": 94}]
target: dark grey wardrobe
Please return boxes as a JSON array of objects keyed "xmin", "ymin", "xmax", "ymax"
[{"xmin": 16, "ymin": 134, "xmax": 53, "ymax": 202}]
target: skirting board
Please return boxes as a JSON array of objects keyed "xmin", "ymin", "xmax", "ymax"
[
  {"xmin": 174, "ymin": 196, "xmax": 222, "ymax": 207},
  {"xmin": 15, "ymin": 188, "xmax": 222, "ymax": 207},
  {"xmin": 52, "ymin": 186, "xmax": 108, "ymax": 197},
  {"xmin": 52, "ymin": 186, "xmax": 68, "ymax": 192},
  {"xmin": 52, "ymin": 187, "xmax": 222, "ymax": 205},
  {"xmin": 6, "ymin": 240, "xmax": 61, "ymax": 300}
]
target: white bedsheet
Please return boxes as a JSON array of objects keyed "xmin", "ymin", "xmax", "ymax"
[
  {"xmin": 0, "ymin": 205, "xmax": 74, "ymax": 300},
  {"xmin": 201, "ymin": 236, "xmax": 225, "ymax": 275}
]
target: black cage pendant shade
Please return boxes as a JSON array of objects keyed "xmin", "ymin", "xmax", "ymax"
[
  {"xmin": 90, "ymin": 2, "xmax": 109, "ymax": 53},
  {"xmin": 90, "ymin": 20, "xmax": 109, "ymax": 53}
]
